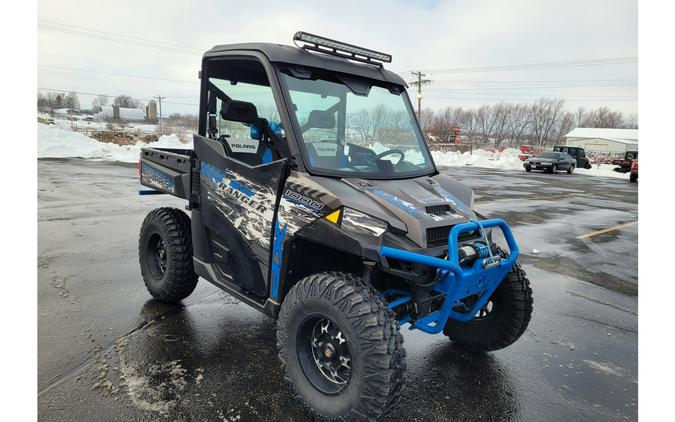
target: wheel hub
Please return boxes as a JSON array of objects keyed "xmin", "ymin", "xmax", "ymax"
[{"xmin": 301, "ymin": 317, "xmax": 352, "ymax": 392}]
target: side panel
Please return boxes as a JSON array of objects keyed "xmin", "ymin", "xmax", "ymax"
[
  {"xmin": 195, "ymin": 135, "xmax": 287, "ymax": 297},
  {"xmin": 270, "ymin": 174, "xmax": 336, "ymax": 300}
]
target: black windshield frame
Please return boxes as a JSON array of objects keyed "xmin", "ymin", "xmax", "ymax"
[{"xmin": 275, "ymin": 64, "xmax": 438, "ymax": 180}]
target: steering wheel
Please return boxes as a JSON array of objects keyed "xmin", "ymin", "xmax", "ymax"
[{"xmin": 369, "ymin": 149, "xmax": 405, "ymax": 164}]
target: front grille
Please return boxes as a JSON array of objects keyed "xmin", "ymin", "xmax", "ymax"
[
  {"xmin": 426, "ymin": 226, "xmax": 480, "ymax": 248},
  {"xmin": 425, "ymin": 204, "xmax": 451, "ymax": 216},
  {"xmin": 426, "ymin": 226, "xmax": 451, "ymax": 247}
]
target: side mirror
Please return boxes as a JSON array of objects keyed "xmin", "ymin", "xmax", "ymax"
[{"xmin": 220, "ymin": 100, "xmax": 259, "ymax": 123}]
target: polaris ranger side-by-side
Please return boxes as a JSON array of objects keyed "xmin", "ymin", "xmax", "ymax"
[{"xmin": 138, "ymin": 32, "xmax": 533, "ymax": 421}]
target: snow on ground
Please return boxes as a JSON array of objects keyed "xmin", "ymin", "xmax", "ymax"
[
  {"xmin": 431, "ymin": 147, "xmax": 630, "ymax": 179},
  {"xmin": 37, "ymin": 123, "xmax": 190, "ymax": 163},
  {"xmin": 37, "ymin": 123, "xmax": 629, "ymax": 179}
]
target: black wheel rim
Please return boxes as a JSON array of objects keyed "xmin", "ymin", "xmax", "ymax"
[
  {"xmin": 297, "ymin": 315, "xmax": 352, "ymax": 394},
  {"xmin": 146, "ymin": 232, "xmax": 167, "ymax": 279}
]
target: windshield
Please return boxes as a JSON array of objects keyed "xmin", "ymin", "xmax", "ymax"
[
  {"xmin": 538, "ymin": 152, "xmax": 559, "ymax": 159},
  {"xmin": 280, "ymin": 71, "xmax": 435, "ymax": 179}
]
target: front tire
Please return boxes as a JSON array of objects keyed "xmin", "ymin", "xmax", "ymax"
[
  {"xmin": 139, "ymin": 207, "xmax": 198, "ymax": 303},
  {"xmin": 277, "ymin": 272, "xmax": 406, "ymax": 421},
  {"xmin": 567, "ymin": 165, "xmax": 575, "ymax": 174},
  {"xmin": 550, "ymin": 164, "xmax": 558, "ymax": 173},
  {"xmin": 524, "ymin": 166, "xmax": 532, "ymax": 172},
  {"xmin": 443, "ymin": 263, "xmax": 533, "ymax": 352}
]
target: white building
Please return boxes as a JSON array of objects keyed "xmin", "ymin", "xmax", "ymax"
[{"xmin": 563, "ymin": 128, "xmax": 638, "ymax": 154}]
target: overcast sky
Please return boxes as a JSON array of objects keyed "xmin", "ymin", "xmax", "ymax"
[{"xmin": 37, "ymin": 0, "xmax": 637, "ymax": 117}]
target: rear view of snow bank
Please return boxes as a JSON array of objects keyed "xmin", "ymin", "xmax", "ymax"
[
  {"xmin": 37, "ymin": 123, "xmax": 191, "ymax": 163},
  {"xmin": 431, "ymin": 148, "xmax": 525, "ymax": 171}
]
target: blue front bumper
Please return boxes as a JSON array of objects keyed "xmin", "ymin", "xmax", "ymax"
[{"xmin": 379, "ymin": 219, "xmax": 519, "ymax": 334}]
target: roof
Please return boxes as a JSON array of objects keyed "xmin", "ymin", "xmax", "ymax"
[
  {"xmin": 564, "ymin": 127, "xmax": 638, "ymax": 141},
  {"xmin": 204, "ymin": 42, "xmax": 407, "ymax": 87}
]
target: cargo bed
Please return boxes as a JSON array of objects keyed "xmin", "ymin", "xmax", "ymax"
[{"xmin": 139, "ymin": 147, "xmax": 198, "ymax": 203}]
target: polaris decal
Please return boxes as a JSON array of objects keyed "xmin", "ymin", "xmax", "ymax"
[
  {"xmin": 225, "ymin": 137, "xmax": 259, "ymax": 154},
  {"xmin": 141, "ymin": 163, "xmax": 175, "ymax": 193}
]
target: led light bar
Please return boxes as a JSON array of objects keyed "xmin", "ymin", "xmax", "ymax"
[{"xmin": 293, "ymin": 31, "xmax": 392, "ymax": 65}]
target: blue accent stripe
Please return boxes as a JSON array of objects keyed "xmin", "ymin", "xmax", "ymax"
[
  {"xmin": 261, "ymin": 148, "xmax": 273, "ymax": 164},
  {"xmin": 138, "ymin": 189, "xmax": 166, "ymax": 195},
  {"xmin": 271, "ymin": 220, "xmax": 287, "ymax": 299}
]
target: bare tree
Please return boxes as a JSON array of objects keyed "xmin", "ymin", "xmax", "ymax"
[
  {"xmin": 529, "ymin": 98, "xmax": 565, "ymax": 146},
  {"xmin": 352, "ymin": 104, "xmax": 388, "ymax": 143},
  {"xmin": 582, "ymin": 106, "xmax": 625, "ymax": 128},
  {"xmin": 554, "ymin": 111, "xmax": 575, "ymax": 143},
  {"xmin": 575, "ymin": 107, "xmax": 586, "ymax": 127},
  {"xmin": 491, "ymin": 103, "xmax": 511, "ymax": 146},
  {"xmin": 475, "ymin": 104, "xmax": 496, "ymax": 144},
  {"xmin": 92, "ymin": 95, "xmax": 109, "ymax": 110},
  {"xmin": 63, "ymin": 92, "xmax": 80, "ymax": 110},
  {"xmin": 113, "ymin": 95, "xmax": 141, "ymax": 109},
  {"xmin": 625, "ymin": 113, "xmax": 638, "ymax": 129}
]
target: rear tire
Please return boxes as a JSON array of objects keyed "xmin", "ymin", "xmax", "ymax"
[
  {"xmin": 443, "ymin": 263, "xmax": 533, "ymax": 352},
  {"xmin": 567, "ymin": 165, "xmax": 575, "ymax": 174},
  {"xmin": 139, "ymin": 207, "xmax": 198, "ymax": 303},
  {"xmin": 276, "ymin": 272, "xmax": 406, "ymax": 421}
]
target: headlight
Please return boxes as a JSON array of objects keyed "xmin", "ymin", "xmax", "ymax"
[{"xmin": 341, "ymin": 208, "xmax": 389, "ymax": 237}]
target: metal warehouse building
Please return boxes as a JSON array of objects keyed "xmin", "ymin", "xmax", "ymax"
[{"xmin": 563, "ymin": 128, "xmax": 638, "ymax": 154}]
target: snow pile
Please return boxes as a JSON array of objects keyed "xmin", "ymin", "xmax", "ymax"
[
  {"xmin": 37, "ymin": 123, "xmax": 191, "ymax": 163},
  {"xmin": 431, "ymin": 148, "xmax": 524, "ymax": 171},
  {"xmin": 574, "ymin": 164, "xmax": 629, "ymax": 179}
]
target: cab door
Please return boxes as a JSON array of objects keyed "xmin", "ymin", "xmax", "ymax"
[
  {"xmin": 195, "ymin": 136, "xmax": 287, "ymax": 298},
  {"xmin": 194, "ymin": 55, "xmax": 292, "ymax": 298}
]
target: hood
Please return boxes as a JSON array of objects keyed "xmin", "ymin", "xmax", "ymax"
[{"xmin": 342, "ymin": 174, "xmax": 476, "ymax": 247}]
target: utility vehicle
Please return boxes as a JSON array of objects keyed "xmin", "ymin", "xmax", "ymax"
[
  {"xmin": 612, "ymin": 150, "xmax": 638, "ymax": 173},
  {"xmin": 137, "ymin": 32, "xmax": 533, "ymax": 421},
  {"xmin": 553, "ymin": 145, "xmax": 592, "ymax": 169}
]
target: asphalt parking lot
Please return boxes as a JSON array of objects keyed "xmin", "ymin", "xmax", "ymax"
[{"xmin": 38, "ymin": 159, "xmax": 638, "ymax": 421}]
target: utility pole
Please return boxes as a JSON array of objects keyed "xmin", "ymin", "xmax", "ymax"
[
  {"xmin": 409, "ymin": 71, "xmax": 432, "ymax": 121},
  {"xmin": 157, "ymin": 95, "xmax": 165, "ymax": 136}
]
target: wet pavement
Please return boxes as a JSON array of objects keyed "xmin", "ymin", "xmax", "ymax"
[{"xmin": 38, "ymin": 159, "xmax": 637, "ymax": 421}]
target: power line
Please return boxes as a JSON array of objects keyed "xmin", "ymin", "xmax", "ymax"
[
  {"xmin": 425, "ymin": 95, "xmax": 637, "ymax": 102},
  {"xmin": 396, "ymin": 56, "xmax": 638, "ymax": 74},
  {"xmin": 39, "ymin": 64, "xmax": 197, "ymax": 84},
  {"xmin": 429, "ymin": 78, "xmax": 637, "ymax": 84},
  {"xmin": 425, "ymin": 83, "xmax": 637, "ymax": 92},
  {"xmin": 38, "ymin": 19, "xmax": 203, "ymax": 56}
]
